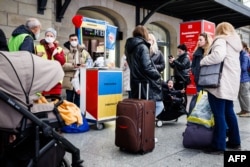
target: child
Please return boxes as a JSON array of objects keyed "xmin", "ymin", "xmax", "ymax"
[
  {"xmin": 162, "ymin": 79, "xmax": 185, "ymax": 104},
  {"xmin": 162, "ymin": 79, "xmax": 187, "ymax": 114}
]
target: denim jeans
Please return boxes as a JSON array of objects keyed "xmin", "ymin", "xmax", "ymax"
[
  {"xmin": 66, "ymin": 89, "xmax": 80, "ymax": 107},
  {"xmin": 207, "ymin": 92, "xmax": 240, "ymax": 150},
  {"xmin": 155, "ymin": 101, "xmax": 164, "ymax": 117}
]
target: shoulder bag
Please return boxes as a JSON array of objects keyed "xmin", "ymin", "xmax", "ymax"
[{"xmin": 197, "ymin": 62, "xmax": 223, "ymax": 88}]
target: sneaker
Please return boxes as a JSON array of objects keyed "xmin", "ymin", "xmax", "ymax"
[
  {"xmin": 226, "ymin": 142, "xmax": 241, "ymax": 150},
  {"xmin": 154, "ymin": 137, "xmax": 158, "ymax": 143},
  {"xmin": 239, "ymin": 112, "xmax": 250, "ymax": 117},
  {"xmin": 203, "ymin": 148, "xmax": 224, "ymax": 155},
  {"xmin": 237, "ymin": 110, "xmax": 247, "ymax": 115}
]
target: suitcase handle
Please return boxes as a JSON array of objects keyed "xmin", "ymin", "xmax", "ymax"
[{"xmin": 138, "ymin": 82, "xmax": 149, "ymax": 100}]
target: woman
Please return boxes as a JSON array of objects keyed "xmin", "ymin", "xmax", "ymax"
[
  {"xmin": 191, "ymin": 32, "xmax": 212, "ymax": 91},
  {"xmin": 148, "ymin": 33, "xmax": 165, "ymax": 74},
  {"xmin": 125, "ymin": 25, "xmax": 163, "ymax": 118},
  {"xmin": 36, "ymin": 28, "xmax": 65, "ymax": 95},
  {"xmin": 200, "ymin": 22, "xmax": 242, "ymax": 154},
  {"xmin": 169, "ymin": 44, "xmax": 191, "ymax": 107},
  {"xmin": 120, "ymin": 54, "xmax": 131, "ymax": 98}
]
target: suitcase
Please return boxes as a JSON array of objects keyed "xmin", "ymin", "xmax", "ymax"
[{"xmin": 115, "ymin": 83, "xmax": 155, "ymax": 153}]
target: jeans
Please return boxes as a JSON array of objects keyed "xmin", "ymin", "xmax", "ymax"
[
  {"xmin": 155, "ymin": 101, "xmax": 164, "ymax": 117},
  {"xmin": 66, "ymin": 89, "xmax": 80, "ymax": 107},
  {"xmin": 207, "ymin": 92, "xmax": 240, "ymax": 150}
]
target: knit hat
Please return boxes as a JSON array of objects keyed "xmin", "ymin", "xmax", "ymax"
[
  {"xmin": 45, "ymin": 28, "xmax": 57, "ymax": 37},
  {"xmin": 177, "ymin": 44, "xmax": 187, "ymax": 52}
]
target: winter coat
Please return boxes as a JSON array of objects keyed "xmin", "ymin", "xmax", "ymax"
[
  {"xmin": 240, "ymin": 50, "xmax": 250, "ymax": 83},
  {"xmin": 8, "ymin": 25, "xmax": 35, "ymax": 53},
  {"xmin": 191, "ymin": 47, "xmax": 204, "ymax": 84},
  {"xmin": 125, "ymin": 36, "xmax": 162, "ymax": 101},
  {"xmin": 62, "ymin": 41, "xmax": 90, "ymax": 90},
  {"xmin": 200, "ymin": 35, "xmax": 242, "ymax": 101},
  {"xmin": 151, "ymin": 50, "xmax": 165, "ymax": 73},
  {"xmin": 169, "ymin": 52, "xmax": 191, "ymax": 80}
]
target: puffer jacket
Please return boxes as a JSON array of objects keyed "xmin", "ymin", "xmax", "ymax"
[
  {"xmin": 200, "ymin": 35, "xmax": 242, "ymax": 101},
  {"xmin": 170, "ymin": 52, "xmax": 191, "ymax": 77},
  {"xmin": 125, "ymin": 36, "xmax": 162, "ymax": 101},
  {"xmin": 62, "ymin": 41, "xmax": 90, "ymax": 90},
  {"xmin": 191, "ymin": 47, "xmax": 204, "ymax": 84}
]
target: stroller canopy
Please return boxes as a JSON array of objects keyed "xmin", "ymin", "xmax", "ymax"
[{"xmin": 0, "ymin": 51, "xmax": 64, "ymax": 130}]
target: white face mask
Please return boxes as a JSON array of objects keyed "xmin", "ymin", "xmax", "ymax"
[
  {"xmin": 45, "ymin": 37, "xmax": 55, "ymax": 43},
  {"xmin": 70, "ymin": 41, "xmax": 78, "ymax": 47},
  {"xmin": 35, "ymin": 31, "xmax": 40, "ymax": 40}
]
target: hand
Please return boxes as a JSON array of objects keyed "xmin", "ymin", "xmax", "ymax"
[
  {"xmin": 36, "ymin": 52, "xmax": 44, "ymax": 57},
  {"xmin": 76, "ymin": 90, "xmax": 80, "ymax": 95},
  {"xmin": 169, "ymin": 57, "xmax": 175, "ymax": 63}
]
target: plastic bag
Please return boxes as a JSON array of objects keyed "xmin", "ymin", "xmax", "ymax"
[
  {"xmin": 61, "ymin": 114, "xmax": 89, "ymax": 133},
  {"xmin": 187, "ymin": 91, "xmax": 214, "ymax": 128}
]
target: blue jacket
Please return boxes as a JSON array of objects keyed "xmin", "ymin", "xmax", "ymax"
[{"xmin": 240, "ymin": 50, "xmax": 250, "ymax": 83}]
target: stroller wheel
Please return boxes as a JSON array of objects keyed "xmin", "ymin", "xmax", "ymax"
[{"xmin": 156, "ymin": 120, "xmax": 163, "ymax": 127}]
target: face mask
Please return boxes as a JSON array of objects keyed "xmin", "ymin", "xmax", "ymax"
[
  {"xmin": 35, "ymin": 32, "xmax": 40, "ymax": 40},
  {"xmin": 45, "ymin": 37, "xmax": 55, "ymax": 43},
  {"xmin": 70, "ymin": 41, "xmax": 78, "ymax": 47}
]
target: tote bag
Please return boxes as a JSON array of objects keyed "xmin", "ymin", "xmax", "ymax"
[{"xmin": 197, "ymin": 62, "xmax": 223, "ymax": 88}]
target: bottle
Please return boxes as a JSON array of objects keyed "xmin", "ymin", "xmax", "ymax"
[{"xmin": 86, "ymin": 56, "xmax": 93, "ymax": 68}]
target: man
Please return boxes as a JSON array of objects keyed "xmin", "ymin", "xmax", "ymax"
[
  {"xmin": 62, "ymin": 34, "xmax": 91, "ymax": 107},
  {"xmin": 8, "ymin": 18, "xmax": 41, "ymax": 53}
]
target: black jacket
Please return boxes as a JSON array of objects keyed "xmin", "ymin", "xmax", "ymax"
[
  {"xmin": 11, "ymin": 25, "xmax": 35, "ymax": 53},
  {"xmin": 0, "ymin": 29, "xmax": 8, "ymax": 51},
  {"xmin": 170, "ymin": 52, "xmax": 190, "ymax": 78},
  {"xmin": 125, "ymin": 36, "xmax": 162, "ymax": 101},
  {"xmin": 191, "ymin": 47, "xmax": 204, "ymax": 84},
  {"xmin": 151, "ymin": 50, "xmax": 165, "ymax": 73}
]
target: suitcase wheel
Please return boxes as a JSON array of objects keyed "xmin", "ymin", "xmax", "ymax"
[
  {"xmin": 156, "ymin": 120, "xmax": 163, "ymax": 127},
  {"xmin": 96, "ymin": 123, "xmax": 105, "ymax": 130}
]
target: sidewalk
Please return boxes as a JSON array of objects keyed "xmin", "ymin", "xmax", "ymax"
[{"xmin": 63, "ymin": 96, "xmax": 250, "ymax": 167}]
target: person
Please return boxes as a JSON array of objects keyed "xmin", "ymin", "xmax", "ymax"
[
  {"xmin": 169, "ymin": 44, "xmax": 191, "ymax": 107},
  {"xmin": 124, "ymin": 25, "xmax": 163, "ymax": 118},
  {"xmin": 169, "ymin": 44, "xmax": 191, "ymax": 90},
  {"xmin": 62, "ymin": 34, "xmax": 91, "ymax": 107},
  {"xmin": 162, "ymin": 79, "xmax": 185, "ymax": 105},
  {"xmin": 191, "ymin": 32, "xmax": 213, "ymax": 92},
  {"xmin": 8, "ymin": 18, "xmax": 41, "ymax": 53},
  {"xmin": 35, "ymin": 28, "xmax": 66, "ymax": 95},
  {"xmin": 148, "ymin": 33, "xmax": 165, "ymax": 74},
  {"xmin": 236, "ymin": 41, "xmax": 250, "ymax": 117},
  {"xmin": 120, "ymin": 54, "xmax": 131, "ymax": 98},
  {"xmin": 0, "ymin": 29, "xmax": 8, "ymax": 51},
  {"xmin": 200, "ymin": 22, "xmax": 242, "ymax": 154}
]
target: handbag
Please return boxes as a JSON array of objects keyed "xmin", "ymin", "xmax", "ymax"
[
  {"xmin": 197, "ymin": 62, "xmax": 223, "ymax": 88},
  {"xmin": 174, "ymin": 66, "xmax": 191, "ymax": 85}
]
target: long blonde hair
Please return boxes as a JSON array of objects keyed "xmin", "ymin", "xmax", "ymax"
[
  {"xmin": 215, "ymin": 22, "xmax": 236, "ymax": 36},
  {"xmin": 148, "ymin": 33, "xmax": 159, "ymax": 54},
  {"xmin": 194, "ymin": 32, "xmax": 213, "ymax": 55}
]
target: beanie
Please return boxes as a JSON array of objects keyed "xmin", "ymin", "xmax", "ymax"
[
  {"xmin": 45, "ymin": 28, "xmax": 57, "ymax": 37},
  {"xmin": 177, "ymin": 44, "xmax": 187, "ymax": 52}
]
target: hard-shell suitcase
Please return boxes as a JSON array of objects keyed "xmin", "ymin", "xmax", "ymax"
[{"xmin": 115, "ymin": 83, "xmax": 155, "ymax": 153}]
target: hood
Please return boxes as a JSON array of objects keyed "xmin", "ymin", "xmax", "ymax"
[
  {"xmin": 125, "ymin": 37, "xmax": 150, "ymax": 54},
  {"xmin": 64, "ymin": 41, "xmax": 70, "ymax": 50},
  {"xmin": 215, "ymin": 34, "xmax": 242, "ymax": 53},
  {"xmin": 12, "ymin": 25, "xmax": 35, "ymax": 38}
]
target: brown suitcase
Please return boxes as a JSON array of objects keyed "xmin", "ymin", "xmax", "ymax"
[{"xmin": 115, "ymin": 83, "xmax": 155, "ymax": 153}]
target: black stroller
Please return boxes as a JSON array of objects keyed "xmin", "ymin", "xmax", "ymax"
[
  {"xmin": 156, "ymin": 80, "xmax": 187, "ymax": 127},
  {"xmin": 0, "ymin": 51, "xmax": 83, "ymax": 167}
]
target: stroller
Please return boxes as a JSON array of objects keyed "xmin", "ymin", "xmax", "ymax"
[
  {"xmin": 156, "ymin": 80, "xmax": 187, "ymax": 127},
  {"xmin": 0, "ymin": 51, "xmax": 83, "ymax": 167}
]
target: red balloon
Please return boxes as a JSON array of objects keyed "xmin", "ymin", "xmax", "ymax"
[{"xmin": 72, "ymin": 15, "xmax": 83, "ymax": 28}]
